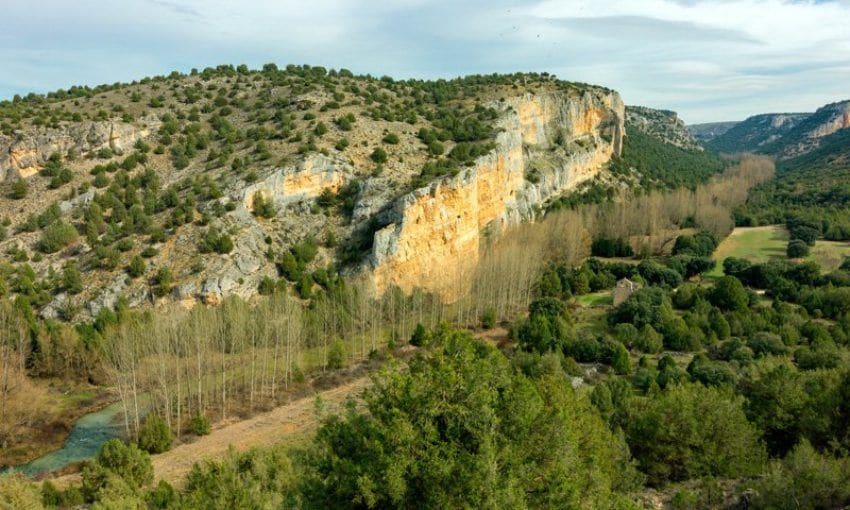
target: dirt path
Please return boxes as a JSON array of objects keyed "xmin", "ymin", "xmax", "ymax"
[
  {"xmin": 52, "ymin": 376, "xmax": 370, "ymax": 487},
  {"xmin": 153, "ymin": 376, "xmax": 370, "ymax": 484}
]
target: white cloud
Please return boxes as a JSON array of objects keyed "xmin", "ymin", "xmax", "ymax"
[{"xmin": 1, "ymin": 0, "xmax": 848, "ymax": 122}]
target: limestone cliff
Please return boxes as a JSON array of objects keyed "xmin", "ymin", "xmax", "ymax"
[
  {"xmin": 0, "ymin": 117, "xmax": 160, "ymax": 180},
  {"xmin": 626, "ymin": 106, "xmax": 701, "ymax": 151},
  {"xmin": 369, "ymin": 89, "xmax": 624, "ymax": 299}
]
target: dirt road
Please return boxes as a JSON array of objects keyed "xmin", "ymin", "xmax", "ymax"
[{"xmin": 52, "ymin": 376, "xmax": 369, "ymax": 487}]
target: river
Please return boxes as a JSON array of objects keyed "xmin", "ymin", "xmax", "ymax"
[{"xmin": 3, "ymin": 402, "xmax": 125, "ymax": 477}]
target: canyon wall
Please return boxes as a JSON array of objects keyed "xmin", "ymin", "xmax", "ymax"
[
  {"xmin": 0, "ymin": 117, "xmax": 160, "ymax": 181},
  {"xmin": 369, "ymin": 89, "xmax": 624, "ymax": 299},
  {"xmin": 242, "ymin": 154, "xmax": 350, "ymax": 210}
]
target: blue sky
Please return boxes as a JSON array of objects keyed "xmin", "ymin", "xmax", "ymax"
[{"xmin": 3, "ymin": 0, "xmax": 849, "ymax": 123}]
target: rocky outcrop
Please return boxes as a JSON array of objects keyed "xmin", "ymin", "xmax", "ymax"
[
  {"xmin": 369, "ymin": 89, "xmax": 624, "ymax": 299},
  {"xmin": 767, "ymin": 101, "xmax": 850, "ymax": 158},
  {"xmin": 688, "ymin": 121, "xmax": 739, "ymax": 143},
  {"xmin": 627, "ymin": 106, "xmax": 701, "ymax": 151},
  {"xmin": 0, "ymin": 116, "xmax": 160, "ymax": 181},
  {"xmin": 241, "ymin": 154, "xmax": 351, "ymax": 210},
  {"xmin": 707, "ymin": 113, "xmax": 810, "ymax": 154}
]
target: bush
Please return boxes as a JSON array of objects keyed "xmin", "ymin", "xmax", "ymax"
[
  {"xmin": 8, "ymin": 178, "xmax": 28, "ymax": 199},
  {"xmin": 370, "ymin": 147, "xmax": 388, "ymax": 164},
  {"xmin": 252, "ymin": 192, "xmax": 276, "ymax": 218},
  {"xmin": 709, "ymin": 276, "xmax": 749, "ymax": 311},
  {"xmin": 0, "ymin": 474, "xmax": 42, "ymax": 509},
  {"xmin": 137, "ymin": 414, "xmax": 173, "ymax": 454},
  {"xmin": 38, "ymin": 221, "xmax": 78, "ymax": 253},
  {"xmin": 257, "ymin": 276, "xmax": 276, "ymax": 295},
  {"xmin": 188, "ymin": 414, "xmax": 211, "ymax": 436},
  {"xmin": 786, "ymin": 238, "xmax": 810, "ymax": 258},
  {"xmin": 591, "ymin": 238, "xmax": 634, "ymax": 257},
  {"xmin": 152, "ymin": 267, "xmax": 173, "ymax": 297},
  {"xmin": 480, "ymin": 307, "xmax": 497, "ymax": 329},
  {"xmin": 81, "ymin": 439, "xmax": 153, "ymax": 501},
  {"xmin": 327, "ymin": 339, "xmax": 346, "ymax": 370},
  {"xmin": 410, "ymin": 323, "xmax": 429, "ymax": 347},
  {"xmin": 750, "ymin": 441, "xmax": 850, "ymax": 509},
  {"xmin": 199, "ymin": 228, "xmax": 234, "ymax": 254},
  {"xmin": 127, "ymin": 255, "xmax": 146, "ymax": 278}
]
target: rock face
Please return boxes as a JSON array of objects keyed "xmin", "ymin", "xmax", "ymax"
[
  {"xmin": 626, "ymin": 106, "xmax": 701, "ymax": 151},
  {"xmin": 688, "ymin": 121, "xmax": 739, "ymax": 143},
  {"xmin": 242, "ymin": 154, "xmax": 351, "ymax": 210},
  {"xmin": 0, "ymin": 117, "xmax": 160, "ymax": 181},
  {"xmin": 369, "ymin": 89, "xmax": 624, "ymax": 299},
  {"xmin": 765, "ymin": 100, "xmax": 850, "ymax": 158},
  {"xmin": 706, "ymin": 113, "xmax": 810, "ymax": 154}
]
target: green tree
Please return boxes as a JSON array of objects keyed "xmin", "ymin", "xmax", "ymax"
[
  {"xmin": 303, "ymin": 328, "xmax": 640, "ymax": 508},
  {"xmin": 750, "ymin": 441, "xmax": 850, "ymax": 509},
  {"xmin": 38, "ymin": 221, "xmax": 78, "ymax": 253},
  {"xmin": 709, "ymin": 276, "xmax": 749, "ymax": 311},
  {"xmin": 81, "ymin": 439, "xmax": 153, "ymax": 502},
  {"xmin": 127, "ymin": 255, "xmax": 146, "ymax": 278},
  {"xmin": 786, "ymin": 238, "xmax": 810, "ymax": 258},
  {"xmin": 137, "ymin": 414, "xmax": 173, "ymax": 454},
  {"xmin": 62, "ymin": 263, "xmax": 83, "ymax": 295},
  {"xmin": 625, "ymin": 383, "xmax": 766, "ymax": 485}
]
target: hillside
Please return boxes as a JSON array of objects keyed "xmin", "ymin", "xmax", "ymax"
[
  {"xmin": 626, "ymin": 105, "xmax": 701, "ymax": 151},
  {"xmin": 706, "ymin": 112, "xmax": 809, "ymax": 153},
  {"xmin": 606, "ymin": 107, "xmax": 726, "ymax": 191},
  {"xmin": 760, "ymin": 100, "xmax": 850, "ymax": 158},
  {"xmin": 0, "ymin": 66, "xmax": 626, "ymax": 319},
  {"xmin": 687, "ymin": 121, "xmax": 738, "ymax": 142}
]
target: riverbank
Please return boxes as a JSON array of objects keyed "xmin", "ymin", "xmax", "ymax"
[{"xmin": 0, "ymin": 381, "xmax": 114, "ymax": 469}]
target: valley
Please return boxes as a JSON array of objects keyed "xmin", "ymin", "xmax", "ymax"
[{"xmin": 1, "ymin": 63, "xmax": 850, "ymax": 509}]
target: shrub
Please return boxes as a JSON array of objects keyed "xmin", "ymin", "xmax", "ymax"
[
  {"xmin": 709, "ymin": 276, "xmax": 749, "ymax": 311},
  {"xmin": 327, "ymin": 339, "xmax": 347, "ymax": 370},
  {"xmin": 127, "ymin": 255, "xmax": 146, "ymax": 278},
  {"xmin": 152, "ymin": 267, "xmax": 173, "ymax": 297},
  {"xmin": 62, "ymin": 263, "xmax": 83, "ymax": 294},
  {"xmin": 188, "ymin": 414, "xmax": 211, "ymax": 436},
  {"xmin": 749, "ymin": 441, "xmax": 850, "ymax": 509},
  {"xmin": 252, "ymin": 192, "xmax": 276, "ymax": 218},
  {"xmin": 410, "ymin": 323, "xmax": 429, "ymax": 347},
  {"xmin": 137, "ymin": 414, "xmax": 173, "ymax": 454},
  {"xmin": 38, "ymin": 221, "xmax": 78, "ymax": 253},
  {"xmin": 81, "ymin": 439, "xmax": 153, "ymax": 501},
  {"xmin": 786, "ymin": 238, "xmax": 810, "ymax": 258},
  {"xmin": 382, "ymin": 133, "xmax": 399, "ymax": 144},
  {"xmin": 370, "ymin": 147, "xmax": 388, "ymax": 164},
  {"xmin": 480, "ymin": 307, "xmax": 497, "ymax": 329},
  {"xmin": 257, "ymin": 276, "xmax": 276, "ymax": 295},
  {"xmin": 199, "ymin": 228, "xmax": 234, "ymax": 254},
  {"xmin": 9, "ymin": 178, "xmax": 28, "ymax": 199}
]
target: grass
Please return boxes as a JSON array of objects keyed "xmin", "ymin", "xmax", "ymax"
[
  {"xmin": 709, "ymin": 226, "xmax": 788, "ymax": 277},
  {"xmin": 575, "ymin": 291, "xmax": 613, "ymax": 307},
  {"xmin": 710, "ymin": 225, "xmax": 850, "ymax": 277}
]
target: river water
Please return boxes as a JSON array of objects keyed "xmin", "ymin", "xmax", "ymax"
[{"xmin": 3, "ymin": 402, "xmax": 125, "ymax": 477}]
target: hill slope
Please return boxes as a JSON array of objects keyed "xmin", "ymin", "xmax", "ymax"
[
  {"xmin": 687, "ymin": 121, "xmax": 739, "ymax": 142},
  {"xmin": 706, "ymin": 113, "xmax": 809, "ymax": 153},
  {"xmin": 0, "ymin": 66, "xmax": 624, "ymax": 318}
]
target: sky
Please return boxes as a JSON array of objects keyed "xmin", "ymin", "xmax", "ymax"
[{"xmin": 3, "ymin": 0, "xmax": 849, "ymax": 123}]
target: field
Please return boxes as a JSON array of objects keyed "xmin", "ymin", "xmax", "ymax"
[{"xmin": 710, "ymin": 225, "xmax": 850, "ymax": 277}]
